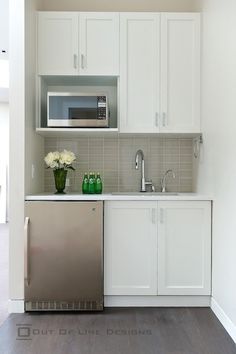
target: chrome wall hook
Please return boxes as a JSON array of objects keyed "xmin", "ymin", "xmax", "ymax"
[{"xmin": 193, "ymin": 135, "xmax": 203, "ymax": 159}]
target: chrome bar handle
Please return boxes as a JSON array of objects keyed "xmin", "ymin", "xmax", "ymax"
[
  {"xmin": 81, "ymin": 54, "xmax": 85, "ymax": 69},
  {"xmin": 162, "ymin": 112, "xmax": 167, "ymax": 127},
  {"xmin": 160, "ymin": 208, "xmax": 164, "ymax": 224},
  {"xmin": 24, "ymin": 217, "xmax": 30, "ymax": 286},
  {"xmin": 155, "ymin": 112, "xmax": 159, "ymax": 127},
  {"xmin": 73, "ymin": 54, "xmax": 77, "ymax": 69},
  {"xmin": 151, "ymin": 209, "xmax": 156, "ymax": 224}
]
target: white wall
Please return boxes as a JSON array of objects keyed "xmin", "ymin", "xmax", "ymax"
[
  {"xmin": 9, "ymin": 0, "xmax": 44, "ymax": 302},
  {"xmin": 40, "ymin": 0, "xmax": 200, "ymax": 12},
  {"xmin": 9, "ymin": 0, "xmax": 25, "ymax": 299},
  {"xmin": 197, "ymin": 0, "xmax": 236, "ymax": 340},
  {"xmin": 25, "ymin": 0, "xmax": 44, "ymax": 195},
  {"xmin": 0, "ymin": 103, "xmax": 9, "ymax": 222},
  {"xmin": 0, "ymin": 104, "xmax": 9, "ymax": 165}
]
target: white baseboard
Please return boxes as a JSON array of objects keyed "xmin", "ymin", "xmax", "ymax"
[
  {"xmin": 211, "ymin": 298, "xmax": 236, "ymax": 343},
  {"xmin": 104, "ymin": 295, "xmax": 211, "ymax": 307},
  {"xmin": 8, "ymin": 300, "xmax": 24, "ymax": 313},
  {"xmin": 8, "ymin": 297, "xmax": 210, "ymax": 313}
]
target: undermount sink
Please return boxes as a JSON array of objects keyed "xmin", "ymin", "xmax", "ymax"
[{"xmin": 111, "ymin": 192, "xmax": 179, "ymax": 196}]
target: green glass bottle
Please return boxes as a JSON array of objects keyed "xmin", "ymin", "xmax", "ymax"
[
  {"xmin": 82, "ymin": 173, "xmax": 89, "ymax": 194},
  {"xmin": 95, "ymin": 173, "xmax": 103, "ymax": 194},
  {"xmin": 88, "ymin": 172, "xmax": 95, "ymax": 194}
]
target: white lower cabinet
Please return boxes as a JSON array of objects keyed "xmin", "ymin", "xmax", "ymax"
[
  {"xmin": 104, "ymin": 201, "xmax": 158, "ymax": 295},
  {"xmin": 157, "ymin": 201, "xmax": 211, "ymax": 295},
  {"xmin": 104, "ymin": 200, "xmax": 211, "ymax": 297}
]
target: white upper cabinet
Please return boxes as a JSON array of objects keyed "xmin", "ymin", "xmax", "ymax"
[
  {"xmin": 160, "ymin": 13, "xmax": 201, "ymax": 132},
  {"xmin": 119, "ymin": 12, "xmax": 200, "ymax": 133},
  {"xmin": 37, "ymin": 12, "xmax": 78, "ymax": 75},
  {"xmin": 79, "ymin": 13, "xmax": 119, "ymax": 75},
  {"xmin": 119, "ymin": 13, "xmax": 160, "ymax": 133},
  {"xmin": 37, "ymin": 12, "xmax": 201, "ymax": 133},
  {"xmin": 157, "ymin": 201, "xmax": 211, "ymax": 295},
  {"xmin": 104, "ymin": 201, "xmax": 158, "ymax": 295},
  {"xmin": 37, "ymin": 12, "xmax": 119, "ymax": 76}
]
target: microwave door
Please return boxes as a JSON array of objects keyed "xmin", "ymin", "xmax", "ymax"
[
  {"xmin": 47, "ymin": 94, "xmax": 109, "ymax": 128},
  {"xmin": 68, "ymin": 96, "xmax": 98, "ymax": 127}
]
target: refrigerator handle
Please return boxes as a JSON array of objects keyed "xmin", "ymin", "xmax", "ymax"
[{"xmin": 24, "ymin": 217, "xmax": 30, "ymax": 286}]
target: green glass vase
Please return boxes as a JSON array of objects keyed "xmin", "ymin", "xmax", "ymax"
[{"xmin": 53, "ymin": 169, "xmax": 67, "ymax": 194}]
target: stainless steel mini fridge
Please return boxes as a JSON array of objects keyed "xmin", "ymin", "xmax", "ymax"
[{"xmin": 24, "ymin": 201, "xmax": 103, "ymax": 311}]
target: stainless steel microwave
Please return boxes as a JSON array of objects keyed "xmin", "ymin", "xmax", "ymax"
[{"xmin": 47, "ymin": 92, "xmax": 109, "ymax": 128}]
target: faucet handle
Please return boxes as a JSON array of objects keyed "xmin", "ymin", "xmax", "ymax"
[{"xmin": 145, "ymin": 181, "xmax": 155, "ymax": 192}]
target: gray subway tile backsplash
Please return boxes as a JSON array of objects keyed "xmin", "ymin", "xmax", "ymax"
[{"xmin": 44, "ymin": 137, "xmax": 193, "ymax": 193}]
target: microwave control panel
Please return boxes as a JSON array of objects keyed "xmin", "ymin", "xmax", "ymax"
[{"xmin": 97, "ymin": 96, "xmax": 107, "ymax": 120}]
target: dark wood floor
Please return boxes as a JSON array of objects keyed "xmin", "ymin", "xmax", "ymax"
[{"xmin": 0, "ymin": 308, "xmax": 235, "ymax": 354}]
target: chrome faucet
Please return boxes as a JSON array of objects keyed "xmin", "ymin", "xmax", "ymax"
[
  {"xmin": 161, "ymin": 169, "xmax": 176, "ymax": 193},
  {"xmin": 135, "ymin": 149, "xmax": 155, "ymax": 192}
]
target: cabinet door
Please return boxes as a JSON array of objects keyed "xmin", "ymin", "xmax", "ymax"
[
  {"xmin": 158, "ymin": 201, "xmax": 211, "ymax": 295},
  {"xmin": 79, "ymin": 13, "xmax": 119, "ymax": 75},
  {"xmin": 160, "ymin": 13, "xmax": 200, "ymax": 132},
  {"xmin": 119, "ymin": 13, "xmax": 160, "ymax": 133},
  {"xmin": 38, "ymin": 12, "xmax": 78, "ymax": 75},
  {"xmin": 104, "ymin": 201, "xmax": 158, "ymax": 295}
]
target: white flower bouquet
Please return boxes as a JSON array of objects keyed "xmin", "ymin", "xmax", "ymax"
[
  {"xmin": 44, "ymin": 150, "xmax": 76, "ymax": 194},
  {"xmin": 44, "ymin": 150, "xmax": 76, "ymax": 170}
]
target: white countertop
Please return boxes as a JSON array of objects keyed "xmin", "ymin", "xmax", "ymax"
[{"xmin": 25, "ymin": 193, "xmax": 212, "ymax": 201}]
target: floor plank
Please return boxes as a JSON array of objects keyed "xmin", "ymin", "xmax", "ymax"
[{"xmin": 0, "ymin": 308, "xmax": 235, "ymax": 354}]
